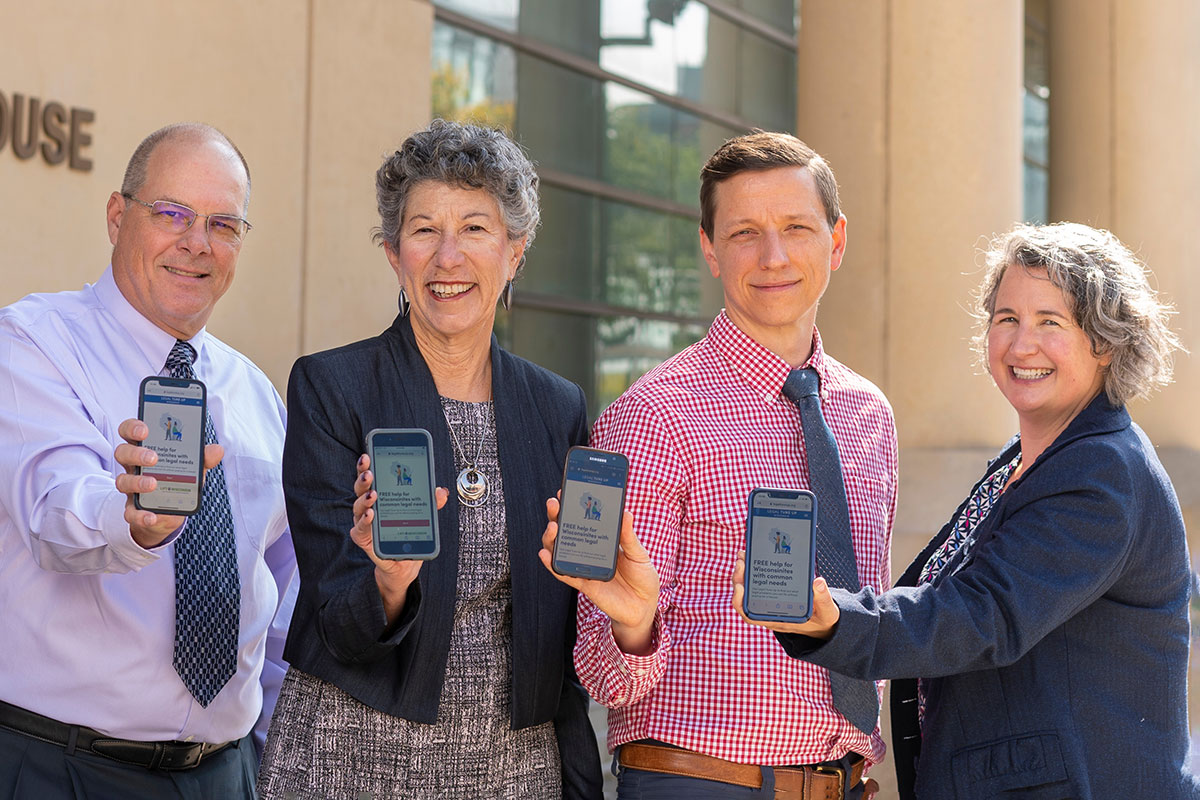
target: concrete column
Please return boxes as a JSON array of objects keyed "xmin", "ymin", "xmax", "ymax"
[
  {"xmin": 797, "ymin": 6, "xmax": 1023, "ymax": 797},
  {"xmin": 798, "ymin": 0, "xmax": 1024, "ymax": 543},
  {"xmin": 1050, "ymin": 0, "xmax": 1200, "ymax": 529},
  {"xmin": 302, "ymin": 0, "xmax": 434, "ymax": 357}
]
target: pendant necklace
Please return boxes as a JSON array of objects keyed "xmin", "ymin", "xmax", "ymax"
[{"xmin": 445, "ymin": 400, "xmax": 492, "ymax": 508}]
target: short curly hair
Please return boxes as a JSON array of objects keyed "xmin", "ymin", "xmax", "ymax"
[
  {"xmin": 372, "ymin": 119, "xmax": 539, "ymax": 277},
  {"xmin": 973, "ymin": 222, "xmax": 1183, "ymax": 405}
]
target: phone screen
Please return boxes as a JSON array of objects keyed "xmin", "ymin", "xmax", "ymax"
[
  {"xmin": 136, "ymin": 377, "xmax": 206, "ymax": 515},
  {"xmin": 744, "ymin": 488, "xmax": 816, "ymax": 621},
  {"xmin": 552, "ymin": 447, "xmax": 629, "ymax": 581},
  {"xmin": 368, "ymin": 428, "xmax": 439, "ymax": 560}
]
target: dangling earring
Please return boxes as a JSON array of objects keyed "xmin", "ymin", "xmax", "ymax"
[
  {"xmin": 398, "ymin": 288, "xmax": 411, "ymax": 317},
  {"xmin": 500, "ymin": 280, "xmax": 514, "ymax": 311}
]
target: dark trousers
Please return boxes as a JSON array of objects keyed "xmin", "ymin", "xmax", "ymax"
[
  {"xmin": 615, "ymin": 749, "xmax": 867, "ymax": 800},
  {"xmin": 0, "ymin": 725, "xmax": 257, "ymax": 800}
]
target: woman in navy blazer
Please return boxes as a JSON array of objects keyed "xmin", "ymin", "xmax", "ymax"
[
  {"xmin": 734, "ymin": 223, "xmax": 1196, "ymax": 799},
  {"xmin": 258, "ymin": 121, "xmax": 601, "ymax": 799}
]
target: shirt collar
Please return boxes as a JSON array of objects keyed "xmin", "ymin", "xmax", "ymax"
[
  {"xmin": 92, "ymin": 265, "xmax": 209, "ymax": 373},
  {"xmin": 708, "ymin": 310, "xmax": 829, "ymax": 402}
]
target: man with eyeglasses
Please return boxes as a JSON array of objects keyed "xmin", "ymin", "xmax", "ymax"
[{"xmin": 0, "ymin": 123, "xmax": 296, "ymax": 798}]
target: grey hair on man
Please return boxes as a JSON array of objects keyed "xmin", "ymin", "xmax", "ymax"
[
  {"xmin": 373, "ymin": 119, "xmax": 539, "ymax": 277},
  {"xmin": 974, "ymin": 222, "xmax": 1184, "ymax": 405}
]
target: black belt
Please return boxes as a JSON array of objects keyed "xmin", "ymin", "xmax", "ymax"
[{"xmin": 0, "ymin": 699, "xmax": 237, "ymax": 771}]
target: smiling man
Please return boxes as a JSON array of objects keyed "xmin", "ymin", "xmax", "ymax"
[
  {"xmin": 0, "ymin": 123, "xmax": 295, "ymax": 798},
  {"xmin": 567, "ymin": 132, "xmax": 898, "ymax": 799}
]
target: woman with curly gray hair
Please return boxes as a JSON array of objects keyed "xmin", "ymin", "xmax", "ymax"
[
  {"xmin": 735, "ymin": 222, "xmax": 1197, "ymax": 798},
  {"xmin": 259, "ymin": 120, "xmax": 602, "ymax": 799}
]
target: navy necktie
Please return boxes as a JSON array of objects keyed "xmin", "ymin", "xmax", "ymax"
[
  {"xmin": 164, "ymin": 340, "xmax": 240, "ymax": 707},
  {"xmin": 781, "ymin": 367, "xmax": 880, "ymax": 734}
]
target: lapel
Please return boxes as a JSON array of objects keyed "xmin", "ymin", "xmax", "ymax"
[
  {"xmin": 896, "ymin": 435, "xmax": 1021, "ymax": 588},
  {"xmin": 934, "ymin": 394, "xmax": 1130, "ymax": 580},
  {"xmin": 491, "ymin": 345, "xmax": 546, "ymax": 687},
  {"xmin": 380, "ymin": 314, "xmax": 462, "ymax": 627}
]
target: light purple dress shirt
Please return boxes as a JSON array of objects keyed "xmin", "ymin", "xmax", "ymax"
[{"xmin": 0, "ymin": 267, "xmax": 296, "ymax": 751}]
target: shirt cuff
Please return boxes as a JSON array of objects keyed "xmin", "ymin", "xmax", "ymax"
[
  {"xmin": 595, "ymin": 608, "xmax": 668, "ymax": 703},
  {"xmin": 99, "ymin": 489, "xmax": 161, "ymax": 569}
]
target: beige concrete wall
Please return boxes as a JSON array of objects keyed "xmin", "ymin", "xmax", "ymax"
[
  {"xmin": 798, "ymin": 5, "xmax": 1024, "ymax": 795},
  {"xmin": 799, "ymin": 0, "xmax": 1023, "ymax": 546},
  {"xmin": 0, "ymin": 0, "xmax": 434, "ymax": 390},
  {"xmin": 1050, "ymin": 0, "xmax": 1200, "ymax": 519},
  {"xmin": 303, "ymin": 0, "xmax": 435, "ymax": 357}
]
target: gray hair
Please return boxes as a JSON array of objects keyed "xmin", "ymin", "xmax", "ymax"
[
  {"xmin": 121, "ymin": 123, "xmax": 251, "ymax": 211},
  {"xmin": 973, "ymin": 222, "xmax": 1183, "ymax": 405},
  {"xmin": 372, "ymin": 119, "xmax": 539, "ymax": 277}
]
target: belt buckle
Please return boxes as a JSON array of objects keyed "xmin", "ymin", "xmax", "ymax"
[{"xmin": 813, "ymin": 764, "xmax": 845, "ymax": 800}]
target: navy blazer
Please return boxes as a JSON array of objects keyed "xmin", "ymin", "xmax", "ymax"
[
  {"xmin": 281, "ymin": 313, "xmax": 602, "ymax": 799},
  {"xmin": 780, "ymin": 394, "xmax": 1197, "ymax": 799}
]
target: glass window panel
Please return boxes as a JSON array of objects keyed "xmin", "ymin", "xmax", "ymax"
[
  {"xmin": 730, "ymin": 0, "xmax": 795, "ymax": 34},
  {"xmin": 436, "ymin": 0, "xmax": 519, "ymax": 32},
  {"xmin": 519, "ymin": 0, "xmax": 601, "ymax": 61},
  {"xmin": 516, "ymin": 54, "xmax": 605, "ymax": 182},
  {"xmin": 432, "ymin": 22, "xmax": 517, "ymax": 130},
  {"xmin": 600, "ymin": 198, "xmax": 704, "ymax": 315},
  {"xmin": 739, "ymin": 30, "xmax": 796, "ymax": 132},
  {"xmin": 1024, "ymin": 12, "xmax": 1049, "ymax": 93},
  {"xmin": 604, "ymin": 84, "xmax": 675, "ymax": 200},
  {"xmin": 1024, "ymin": 164, "xmax": 1048, "ymax": 224},
  {"xmin": 598, "ymin": 0, "xmax": 687, "ymax": 97},
  {"xmin": 526, "ymin": 186, "xmax": 599, "ymax": 298},
  {"xmin": 1023, "ymin": 89, "xmax": 1048, "ymax": 166},
  {"xmin": 505, "ymin": 307, "xmax": 707, "ymax": 418},
  {"xmin": 531, "ymin": 185, "xmax": 705, "ymax": 316}
]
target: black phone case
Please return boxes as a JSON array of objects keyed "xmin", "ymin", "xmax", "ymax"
[
  {"xmin": 133, "ymin": 375, "xmax": 206, "ymax": 516},
  {"xmin": 551, "ymin": 446, "xmax": 628, "ymax": 582}
]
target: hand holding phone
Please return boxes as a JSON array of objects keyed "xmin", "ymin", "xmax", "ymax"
[
  {"xmin": 551, "ymin": 447, "xmax": 629, "ymax": 581},
  {"xmin": 366, "ymin": 428, "xmax": 439, "ymax": 560},
  {"xmin": 742, "ymin": 488, "xmax": 817, "ymax": 623}
]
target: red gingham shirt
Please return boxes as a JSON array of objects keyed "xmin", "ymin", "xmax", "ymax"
[{"xmin": 579, "ymin": 312, "xmax": 897, "ymax": 767}]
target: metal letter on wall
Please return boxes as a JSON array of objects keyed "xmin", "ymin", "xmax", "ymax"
[{"xmin": 1, "ymin": 90, "xmax": 94, "ymax": 172}]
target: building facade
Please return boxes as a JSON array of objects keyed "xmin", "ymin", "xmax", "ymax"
[{"xmin": 3, "ymin": 0, "xmax": 1196, "ymax": 793}]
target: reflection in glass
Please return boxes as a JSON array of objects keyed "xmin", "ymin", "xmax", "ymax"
[
  {"xmin": 1023, "ymin": 89, "xmax": 1048, "ymax": 166},
  {"xmin": 730, "ymin": 0, "xmax": 796, "ymax": 34},
  {"xmin": 437, "ymin": 0, "xmax": 519, "ymax": 32},
  {"xmin": 437, "ymin": 0, "xmax": 795, "ymax": 134},
  {"xmin": 432, "ymin": 22, "xmax": 517, "ymax": 130},
  {"xmin": 505, "ymin": 307, "xmax": 707, "ymax": 418},
  {"xmin": 532, "ymin": 185, "xmax": 704, "ymax": 316},
  {"xmin": 1022, "ymin": 11, "xmax": 1049, "ymax": 224},
  {"xmin": 739, "ymin": 29, "xmax": 796, "ymax": 132},
  {"xmin": 1024, "ymin": 165, "xmax": 1048, "ymax": 225}
]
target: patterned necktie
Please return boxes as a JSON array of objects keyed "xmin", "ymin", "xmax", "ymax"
[
  {"xmin": 781, "ymin": 367, "xmax": 880, "ymax": 734},
  {"xmin": 164, "ymin": 340, "xmax": 240, "ymax": 707}
]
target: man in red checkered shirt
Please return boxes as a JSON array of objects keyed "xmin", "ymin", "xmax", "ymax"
[{"xmin": 541, "ymin": 132, "xmax": 897, "ymax": 799}]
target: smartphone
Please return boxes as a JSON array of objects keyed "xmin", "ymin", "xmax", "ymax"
[
  {"xmin": 135, "ymin": 376, "xmax": 207, "ymax": 515},
  {"xmin": 743, "ymin": 488, "xmax": 817, "ymax": 623},
  {"xmin": 551, "ymin": 446, "xmax": 629, "ymax": 581},
  {"xmin": 366, "ymin": 428, "xmax": 439, "ymax": 560}
]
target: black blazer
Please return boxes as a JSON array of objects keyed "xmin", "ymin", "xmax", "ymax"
[
  {"xmin": 780, "ymin": 394, "xmax": 1196, "ymax": 799},
  {"xmin": 281, "ymin": 313, "xmax": 601, "ymax": 798}
]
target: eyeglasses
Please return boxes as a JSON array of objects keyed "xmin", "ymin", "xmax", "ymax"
[{"xmin": 121, "ymin": 193, "xmax": 253, "ymax": 246}]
